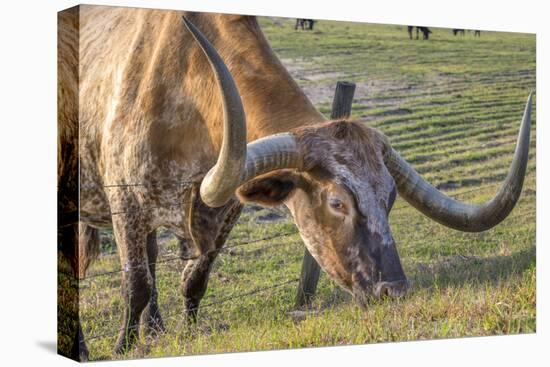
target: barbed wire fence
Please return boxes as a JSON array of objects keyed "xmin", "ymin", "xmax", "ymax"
[
  {"xmin": 82, "ymin": 278, "xmax": 300, "ymax": 342},
  {"xmin": 74, "ymin": 177, "xmax": 536, "ymax": 343}
]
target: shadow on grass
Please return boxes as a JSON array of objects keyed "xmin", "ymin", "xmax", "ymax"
[
  {"xmin": 313, "ymin": 286, "xmax": 353, "ymax": 311},
  {"xmin": 298, "ymin": 246, "xmax": 535, "ymax": 314},
  {"xmin": 411, "ymin": 245, "xmax": 535, "ymax": 290}
]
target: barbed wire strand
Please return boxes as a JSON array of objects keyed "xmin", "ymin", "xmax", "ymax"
[
  {"xmin": 82, "ymin": 277, "xmax": 299, "ymax": 342},
  {"xmin": 77, "ymin": 205, "xmax": 535, "ymax": 284},
  {"xmin": 80, "ymin": 231, "xmax": 301, "ymax": 281},
  {"xmin": 80, "ymin": 180, "xmax": 197, "ymax": 190}
]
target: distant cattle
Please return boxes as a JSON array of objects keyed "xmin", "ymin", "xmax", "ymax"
[
  {"xmin": 408, "ymin": 26, "xmax": 432, "ymax": 40},
  {"xmin": 453, "ymin": 29, "xmax": 481, "ymax": 37},
  {"xmin": 295, "ymin": 18, "xmax": 316, "ymax": 30}
]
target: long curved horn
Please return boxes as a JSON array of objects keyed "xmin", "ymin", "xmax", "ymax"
[
  {"xmin": 241, "ymin": 133, "xmax": 304, "ymax": 182},
  {"xmin": 182, "ymin": 17, "xmax": 247, "ymax": 207},
  {"xmin": 385, "ymin": 93, "xmax": 533, "ymax": 232},
  {"xmin": 183, "ymin": 18, "xmax": 303, "ymax": 207}
]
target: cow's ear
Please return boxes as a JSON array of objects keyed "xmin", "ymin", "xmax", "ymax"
[{"xmin": 236, "ymin": 171, "xmax": 298, "ymax": 207}]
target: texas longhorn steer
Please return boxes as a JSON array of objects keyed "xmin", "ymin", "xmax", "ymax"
[{"xmin": 58, "ymin": 6, "xmax": 533, "ymax": 358}]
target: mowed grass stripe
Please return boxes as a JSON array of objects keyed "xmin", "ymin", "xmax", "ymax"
[{"xmin": 386, "ymin": 112, "xmax": 534, "ymax": 147}]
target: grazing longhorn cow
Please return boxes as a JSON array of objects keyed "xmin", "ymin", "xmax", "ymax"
[
  {"xmin": 453, "ymin": 29, "xmax": 481, "ymax": 37},
  {"xmin": 58, "ymin": 6, "xmax": 533, "ymax": 360},
  {"xmin": 295, "ymin": 18, "xmax": 316, "ymax": 30},
  {"xmin": 453, "ymin": 28, "xmax": 465, "ymax": 36},
  {"xmin": 408, "ymin": 25, "xmax": 432, "ymax": 40}
]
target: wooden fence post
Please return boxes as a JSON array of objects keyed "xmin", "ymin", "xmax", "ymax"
[{"xmin": 295, "ymin": 81, "xmax": 356, "ymax": 308}]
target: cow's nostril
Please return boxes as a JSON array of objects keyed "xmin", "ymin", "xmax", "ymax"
[
  {"xmin": 380, "ymin": 284, "xmax": 390, "ymax": 298},
  {"xmin": 375, "ymin": 279, "xmax": 408, "ymax": 299},
  {"xmin": 374, "ymin": 282, "xmax": 389, "ymax": 299}
]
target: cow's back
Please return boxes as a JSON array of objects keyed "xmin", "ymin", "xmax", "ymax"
[{"xmin": 78, "ymin": 6, "xmax": 221, "ymax": 188}]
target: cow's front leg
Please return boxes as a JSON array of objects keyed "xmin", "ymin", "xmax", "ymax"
[
  {"xmin": 180, "ymin": 195, "xmax": 242, "ymax": 322},
  {"xmin": 141, "ymin": 230, "xmax": 165, "ymax": 337},
  {"xmin": 112, "ymin": 215, "xmax": 152, "ymax": 354},
  {"xmin": 181, "ymin": 251, "xmax": 220, "ymax": 322}
]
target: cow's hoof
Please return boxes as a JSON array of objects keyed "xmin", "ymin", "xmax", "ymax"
[
  {"xmin": 183, "ymin": 308, "xmax": 199, "ymax": 325},
  {"xmin": 182, "ymin": 299, "xmax": 200, "ymax": 324}
]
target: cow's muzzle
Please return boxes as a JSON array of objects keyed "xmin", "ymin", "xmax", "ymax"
[
  {"xmin": 352, "ymin": 278, "xmax": 409, "ymax": 309},
  {"xmin": 373, "ymin": 279, "xmax": 409, "ymax": 299}
]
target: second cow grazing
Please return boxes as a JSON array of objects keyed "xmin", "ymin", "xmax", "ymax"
[
  {"xmin": 58, "ymin": 7, "xmax": 533, "ymax": 359},
  {"xmin": 453, "ymin": 29, "xmax": 481, "ymax": 37},
  {"xmin": 408, "ymin": 25, "xmax": 432, "ymax": 39},
  {"xmin": 295, "ymin": 18, "xmax": 316, "ymax": 30}
]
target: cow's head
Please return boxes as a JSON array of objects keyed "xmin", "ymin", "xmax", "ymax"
[
  {"xmin": 236, "ymin": 121, "xmax": 408, "ymax": 303},
  {"xmin": 183, "ymin": 18, "xmax": 533, "ymax": 303}
]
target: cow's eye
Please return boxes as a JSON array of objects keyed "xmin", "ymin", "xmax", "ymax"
[{"xmin": 329, "ymin": 198, "xmax": 346, "ymax": 212}]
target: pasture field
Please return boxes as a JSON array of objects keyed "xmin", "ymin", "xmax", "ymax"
[{"xmin": 79, "ymin": 18, "xmax": 536, "ymax": 360}]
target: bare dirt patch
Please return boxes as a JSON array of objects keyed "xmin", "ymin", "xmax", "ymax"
[{"xmin": 280, "ymin": 57, "xmax": 416, "ymax": 110}]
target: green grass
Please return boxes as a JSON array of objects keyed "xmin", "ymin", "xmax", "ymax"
[{"xmin": 79, "ymin": 17, "xmax": 536, "ymax": 360}]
